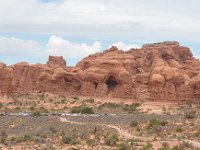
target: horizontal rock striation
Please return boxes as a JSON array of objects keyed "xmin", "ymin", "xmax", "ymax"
[{"xmin": 1, "ymin": 41, "xmax": 200, "ymax": 101}]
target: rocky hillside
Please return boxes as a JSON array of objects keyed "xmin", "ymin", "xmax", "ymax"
[{"xmin": 1, "ymin": 41, "xmax": 200, "ymax": 101}]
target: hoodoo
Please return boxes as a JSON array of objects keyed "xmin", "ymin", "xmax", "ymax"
[{"xmin": 1, "ymin": 41, "xmax": 200, "ymax": 101}]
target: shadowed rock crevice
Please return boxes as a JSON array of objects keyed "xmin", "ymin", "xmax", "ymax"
[{"xmin": 106, "ymin": 76, "xmax": 118, "ymax": 93}]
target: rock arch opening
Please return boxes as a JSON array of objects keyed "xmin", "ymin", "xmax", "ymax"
[
  {"xmin": 106, "ymin": 76, "xmax": 118, "ymax": 92},
  {"xmin": 94, "ymin": 82, "xmax": 98, "ymax": 90},
  {"xmin": 64, "ymin": 78, "xmax": 71, "ymax": 83}
]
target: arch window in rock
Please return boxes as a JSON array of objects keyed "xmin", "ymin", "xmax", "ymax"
[{"xmin": 106, "ymin": 76, "xmax": 118, "ymax": 92}]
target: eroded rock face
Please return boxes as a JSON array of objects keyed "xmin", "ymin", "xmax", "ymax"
[{"xmin": 1, "ymin": 41, "xmax": 200, "ymax": 101}]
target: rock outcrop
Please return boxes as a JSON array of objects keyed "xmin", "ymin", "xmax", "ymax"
[{"xmin": 1, "ymin": 41, "xmax": 200, "ymax": 101}]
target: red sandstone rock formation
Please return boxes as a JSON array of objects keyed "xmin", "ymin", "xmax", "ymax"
[{"xmin": 0, "ymin": 41, "xmax": 200, "ymax": 101}]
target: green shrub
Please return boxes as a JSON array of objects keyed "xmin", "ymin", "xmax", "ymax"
[
  {"xmin": 84, "ymin": 98, "xmax": 95, "ymax": 103},
  {"xmin": 118, "ymin": 142, "xmax": 129, "ymax": 150},
  {"xmin": 71, "ymin": 96, "xmax": 79, "ymax": 100},
  {"xmin": 38, "ymin": 93, "xmax": 45, "ymax": 100},
  {"xmin": 71, "ymin": 106, "xmax": 82, "ymax": 113},
  {"xmin": 71, "ymin": 106, "xmax": 94, "ymax": 114},
  {"xmin": 81, "ymin": 106, "xmax": 94, "ymax": 114},
  {"xmin": 184, "ymin": 110, "xmax": 196, "ymax": 119},
  {"xmin": 98, "ymin": 102, "xmax": 121, "ymax": 110},
  {"xmin": 32, "ymin": 111, "xmax": 42, "ymax": 117},
  {"xmin": 130, "ymin": 120, "xmax": 138, "ymax": 127},
  {"xmin": 62, "ymin": 136, "xmax": 72, "ymax": 144},
  {"xmin": 87, "ymin": 139, "xmax": 97, "ymax": 147},
  {"xmin": 30, "ymin": 105, "xmax": 35, "ymax": 111},
  {"xmin": 0, "ymin": 130, "xmax": 8, "ymax": 144},
  {"xmin": 39, "ymin": 107, "xmax": 49, "ymax": 113},
  {"xmin": 0, "ymin": 103, "xmax": 3, "ymax": 109},
  {"xmin": 122, "ymin": 103, "xmax": 140, "ymax": 113},
  {"xmin": 105, "ymin": 134, "xmax": 119, "ymax": 146},
  {"xmin": 147, "ymin": 119, "xmax": 168, "ymax": 129},
  {"xmin": 14, "ymin": 106, "xmax": 21, "ymax": 111},
  {"xmin": 171, "ymin": 145, "xmax": 181, "ymax": 150},
  {"xmin": 61, "ymin": 99, "xmax": 66, "ymax": 103},
  {"xmin": 23, "ymin": 134, "xmax": 32, "ymax": 141},
  {"xmin": 176, "ymin": 127, "xmax": 183, "ymax": 133},
  {"xmin": 49, "ymin": 126, "xmax": 57, "ymax": 134},
  {"xmin": 142, "ymin": 142, "xmax": 153, "ymax": 150}
]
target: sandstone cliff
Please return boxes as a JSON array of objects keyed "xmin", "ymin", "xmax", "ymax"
[{"xmin": 1, "ymin": 41, "xmax": 200, "ymax": 101}]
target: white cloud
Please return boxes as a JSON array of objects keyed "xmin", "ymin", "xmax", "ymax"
[
  {"xmin": 0, "ymin": 36, "xmax": 43, "ymax": 56},
  {"xmin": 47, "ymin": 35, "xmax": 101, "ymax": 58},
  {"xmin": 110, "ymin": 42, "xmax": 140, "ymax": 51},
  {"xmin": 0, "ymin": 0, "xmax": 200, "ymax": 42},
  {"xmin": 0, "ymin": 35, "xmax": 101, "ymax": 65}
]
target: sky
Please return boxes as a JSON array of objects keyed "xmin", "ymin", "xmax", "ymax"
[{"xmin": 0, "ymin": 0, "xmax": 200, "ymax": 66}]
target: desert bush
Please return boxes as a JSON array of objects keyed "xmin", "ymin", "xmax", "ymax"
[
  {"xmin": 71, "ymin": 106, "xmax": 82, "ymax": 113},
  {"xmin": 179, "ymin": 141, "xmax": 193, "ymax": 149},
  {"xmin": 105, "ymin": 134, "xmax": 119, "ymax": 146},
  {"xmin": 122, "ymin": 103, "xmax": 140, "ymax": 113},
  {"xmin": 23, "ymin": 134, "xmax": 33, "ymax": 141},
  {"xmin": 98, "ymin": 102, "xmax": 121, "ymax": 110},
  {"xmin": 81, "ymin": 132, "xmax": 89, "ymax": 139},
  {"xmin": 142, "ymin": 142, "xmax": 152, "ymax": 150},
  {"xmin": 71, "ymin": 96, "xmax": 79, "ymax": 100},
  {"xmin": 87, "ymin": 139, "xmax": 98, "ymax": 147},
  {"xmin": 49, "ymin": 126, "xmax": 57, "ymax": 134},
  {"xmin": 61, "ymin": 98, "xmax": 66, "ymax": 103},
  {"xmin": 30, "ymin": 105, "xmax": 35, "ymax": 111},
  {"xmin": 84, "ymin": 98, "xmax": 95, "ymax": 103},
  {"xmin": 176, "ymin": 127, "xmax": 183, "ymax": 133},
  {"xmin": 71, "ymin": 106, "xmax": 94, "ymax": 114},
  {"xmin": 118, "ymin": 142, "xmax": 129, "ymax": 150},
  {"xmin": 130, "ymin": 120, "xmax": 138, "ymax": 127},
  {"xmin": 81, "ymin": 106, "xmax": 94, "ymax": 114},
  {"xmin": 184, "ymin": 110, "xmax": 196, "ymax": 119},
  {"xmin": 158, "ymin": 142, "xmax": 170, "ymax": 150},
  {"xmin": 62, "ymin": 135, "xmax": 72, "ymax": 144},
  {"xmin": 32, "ymin": 110, "xmax": 42, "ymax": 117},
  {"xmin": 171, "ymin": 145, "xmax": 181, "ymax": 150},
  {"xmin": 14, "ymin": 106, "xmax": 21, "ymax": 111},
  {"xmin": 39, "ymin": 106, "xmax": 49, "ymax": 113},
  {"xmin": 147, "ymin": 119, "xmax": 168, "ymax": 129},
  {"xmin": 38, "ymin": 93, "xmax": 45, "ymax": 100},
  {"xmin": 0, "ymin": 103, "xmax": 3, "ymax": 109},
  {"xmin": 194, "ymin": 130, "xmax": 200, "ymax": 137},
  {"xmin": 0, "ymin": 130, "xmax": 8, "ymax": 144}
]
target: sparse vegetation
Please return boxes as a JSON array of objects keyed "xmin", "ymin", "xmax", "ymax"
[
  {"xmin": 32, "ymin": 110, "xmax": 42, "ymax": 117},
  {"xmin": 142, "ymin": 142, "xmax": 152, "ymax": 150},
  {"xmin": 105, "ymin": 134, "xmax": 119, "ymax": 146},
  {"xmin": 184, "ymin": 110, "xmax": 196, "ymax": 119},
  {"xmin": 122, "ymin": 103, "xmax": 140, "ymax": 113},
  {"xmin": 147, "ymin": 119, "xmax": 168, "ymax": 129},
  {"xmin": 71, "ymin": 106, "xmax": 94, "ymax": 114},
  {"xmin": 49, "ymin": 126, "xmax": 57, "ymax": 134},
  {"xmin": 176, "ymin": 127, "xmax": 183, "ymax": 133},
  {"xmin": 0, "ymin": 102, "xmax": 3, "ymax": 109},
  {"xmin": 118, "ymin": 142, "xmax": 129, "ymax": 150},
  {"xmin": 130, "ymin": 120, "xmax": 138, "ymax": 127}
]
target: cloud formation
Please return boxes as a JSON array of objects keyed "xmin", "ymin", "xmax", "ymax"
[
  {"xmin": 110, "ymin": 42, "xmax": 140, "ymax": 51},
  {"xmin": 47, "ymin": 35, "xmax": 101, "ymax": 58},
  {"xmin": 0, "ymin": 35, "xmax": 102, "ymax": 65},
  {"xmin": 0, "ymin": 0, "xmax": 200, "ymax": 42}
]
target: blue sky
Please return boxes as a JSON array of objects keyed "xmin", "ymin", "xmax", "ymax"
[{"xmin": 0, "ymin": 0, "xmax": 200, "ymax": 66}]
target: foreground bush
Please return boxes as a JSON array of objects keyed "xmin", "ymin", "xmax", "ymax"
[
  {"xmin": 71, "ymin": 106, "xmax": 94, "ymax": 114},
  {"xmin": 105, "ymin": 134, "xmax": 119, "ymax": 146},
  {"xmin": 130, "ymin": 120, "xmax": 138, "ymax": 127},
  {"xmin": 147, "ymin": 119, "xmax": 168, "ymax": 129},
  {"xmin": 32, "ymin": 111, "xmax": 42, "ymax": 117}
]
